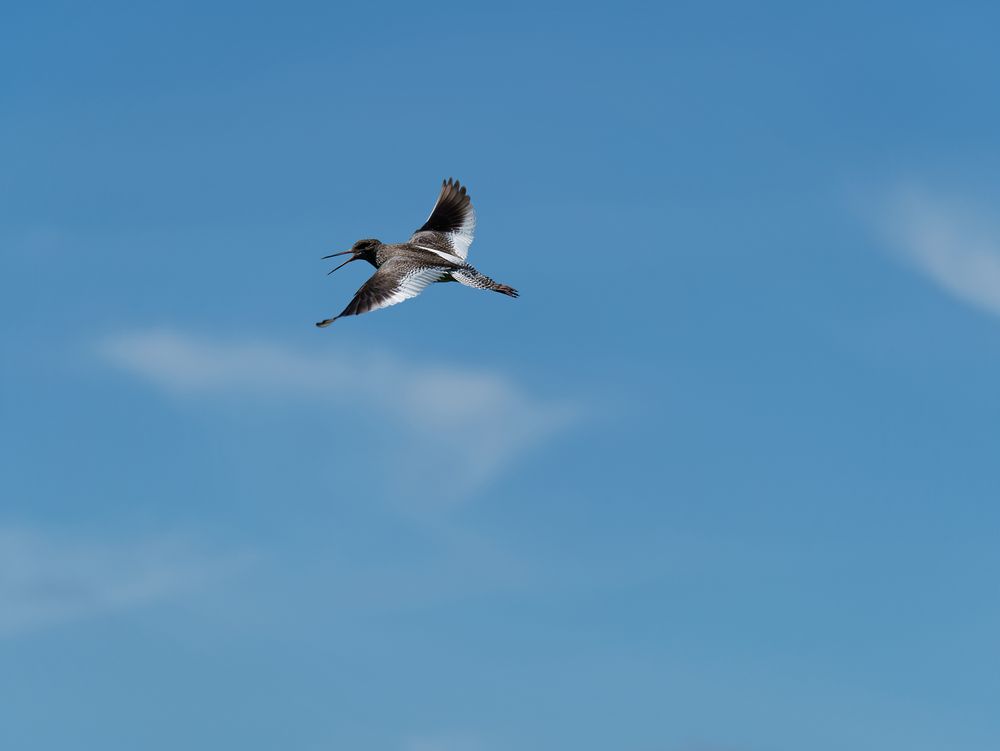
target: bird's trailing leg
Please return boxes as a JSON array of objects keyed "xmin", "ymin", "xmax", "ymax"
[
  {"xmin": 490, "ymin": 283, "xmax": 519, "ymax": 297},
  {"xmin": 315, "ymin": 316, "xmax": 339, "ymax": 327}
]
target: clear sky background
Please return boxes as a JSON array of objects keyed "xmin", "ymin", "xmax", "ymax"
[{"xmin": 3, "ymin": 2, "xmax": 1000, "ymax": 750}]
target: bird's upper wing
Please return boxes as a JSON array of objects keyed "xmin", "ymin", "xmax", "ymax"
[
  {"xmin": 409, "ymin": 178, "xmax": 476, "ymax": 260},
  {"xmin": 332, "ymin": 258, "xmax": 449, "ymax": 321}
]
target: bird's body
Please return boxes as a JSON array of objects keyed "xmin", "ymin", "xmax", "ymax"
[{"xmin": 316, "ymin": 179, "xmax": 518, "ymax": 327}]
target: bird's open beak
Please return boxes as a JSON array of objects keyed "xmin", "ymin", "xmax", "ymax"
[
  {"xmin": 325, "ymin": 251, "xmax": 359, "ymax": 275},
  {"xmin": 321, "ymin": 249, "xmax": 353, "ymax": 259}
]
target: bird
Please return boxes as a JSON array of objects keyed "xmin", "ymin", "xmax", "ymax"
[{"xmin": 316, "ymin": 178, "xmax": 518, "ymax": 327}]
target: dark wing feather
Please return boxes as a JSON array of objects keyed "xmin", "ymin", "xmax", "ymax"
[{"xmin": 410, "ymin": 178, "xmax": 476, "ymax": 259}]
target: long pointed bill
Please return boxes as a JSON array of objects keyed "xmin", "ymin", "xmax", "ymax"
[
  {"xmin": 321, "ymin": 249, "xmax": 353, "ymax": 259},
  {"xmin": 327, "ymin": 255, "xmax": 358, "ymax": 275}
]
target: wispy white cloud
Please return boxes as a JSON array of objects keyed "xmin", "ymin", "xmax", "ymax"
[
  {"xmin": 99, "ymin": 330, "xmax": 577, "ymax": 500},
  {"xmin": 883, "ymin": 185, "xmax": 1000, "ymax": 318},
  {"xmin": 0, "ymin": 526, "xmax": 245, "ymax": 637},
  {"xmin": 402, "ymin": 733, "xmax": 488, "ymax": 751}
]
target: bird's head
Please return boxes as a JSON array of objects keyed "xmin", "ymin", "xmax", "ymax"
[{"xmin": 323, "ymin": 238, "xmax": 381, "ymax": 273}]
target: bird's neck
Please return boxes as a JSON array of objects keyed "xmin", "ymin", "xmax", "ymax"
[{"xmin": 373, "ymin": 245, "xmax": 392, "ymax": 267}]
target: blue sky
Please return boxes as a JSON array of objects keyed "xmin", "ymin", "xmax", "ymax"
[{"xmin": 3, "ymin": 2, "xmax": 1000, "ymax": 749}]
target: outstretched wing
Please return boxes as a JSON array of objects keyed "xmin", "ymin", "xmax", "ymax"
[
  {"xmin": 409, "ymin": 178, "xmax": 476, "ymax": 260},
  {"xmin": 316, "ymin": 259, "xmax": 448, "ymax": 326}
]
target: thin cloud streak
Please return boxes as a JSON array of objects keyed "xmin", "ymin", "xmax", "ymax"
[
  {"xmin": 100, "ymin": 330, "xmax": 578, "ymax": 499},
  {"xmin": 884, "ymin": 185, "xmax": 1000, "ymax": 318},
  {"xmin": 0, "ymin": 526, "xmax": 245, "ymax": 637},
  {"xmin": 403, "ymin": 734, "xmax": 489, "ymax": 751}
]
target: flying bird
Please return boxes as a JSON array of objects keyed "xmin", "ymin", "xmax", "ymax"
[{"xmin": 316, "ymin": 178, "xmax": 518, "ymax": 327}]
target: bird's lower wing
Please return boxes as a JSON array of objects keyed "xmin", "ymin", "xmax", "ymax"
[{"xmin": 316, "ymin": 262, "xmax": 448, "ymax": 326}]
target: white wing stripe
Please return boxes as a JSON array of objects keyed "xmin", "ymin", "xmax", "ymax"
[
  {"xmin": 380, "ymin": 267, "xmax": 445, "ymax": 308},
  {"xmin": 414, "ymin": 244, "xmax": 464, "ymax": 263}
]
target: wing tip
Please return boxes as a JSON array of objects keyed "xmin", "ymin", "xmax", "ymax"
[{"xmin": 443, "ymin": 177, "xmax": 468, "ymax": 198}]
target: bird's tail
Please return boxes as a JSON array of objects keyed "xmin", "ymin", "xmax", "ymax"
[{"xmin": 450, "ymin": 265, "xmax": 519, "ymax": 298}]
